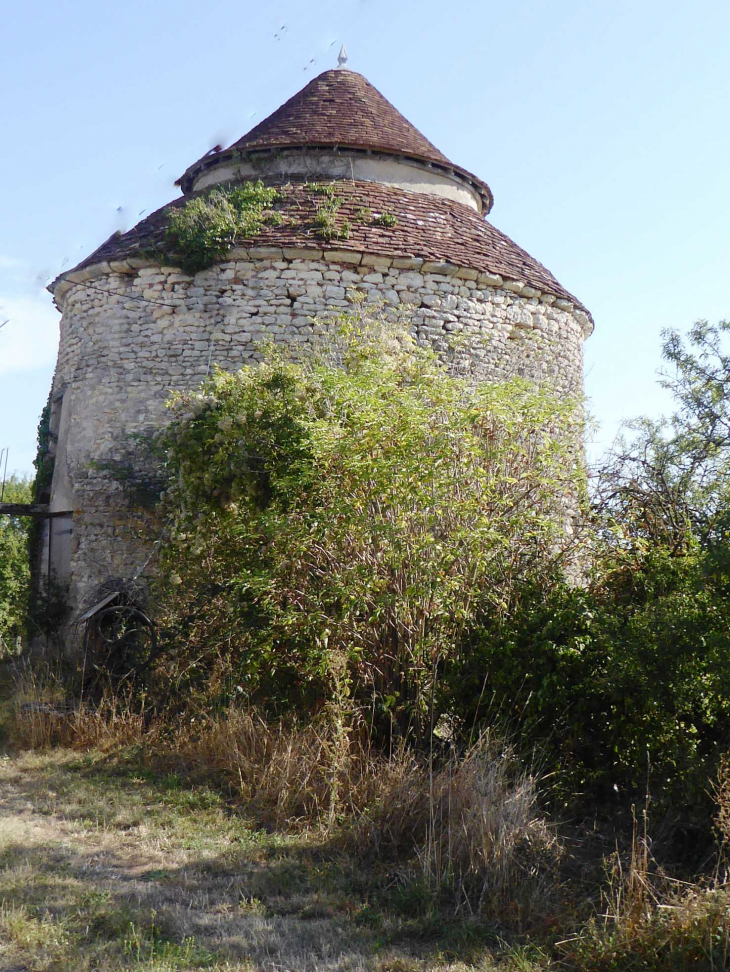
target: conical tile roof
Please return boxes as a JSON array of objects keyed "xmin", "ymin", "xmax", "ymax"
[
  {"xmin": 177, "ymin": 69, "xmax": 492, "ymax": 209},
  {"xmin": 231, "ymin": 69, "xmax": 451, "ymax": 163},
  {"xmin": 52, "ymin": 68, "xmax": 589, "ymax": 324}
]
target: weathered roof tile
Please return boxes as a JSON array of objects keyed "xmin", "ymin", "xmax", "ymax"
[{"xmin": 177, "ymin": 70, "xmax": 492, "ymax": 208}]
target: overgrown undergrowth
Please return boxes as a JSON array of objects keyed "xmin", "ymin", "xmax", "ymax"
[
  {"xmin": 5, "ymin": 674, "xmax": 730, "ymax": 971},
  {"xmin": 9, "ymin": 676, "xmax": 563, "ymax": 935}
]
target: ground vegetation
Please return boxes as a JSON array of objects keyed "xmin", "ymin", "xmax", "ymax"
[
  {"xmin": 0, "ymin": 474, "xmax": 32, "ymax": 656},
  {"xmin": 4, "ymin": 316, "xmax": 730, "ymax": 970}
]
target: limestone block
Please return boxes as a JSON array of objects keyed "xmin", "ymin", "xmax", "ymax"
[
  {"xmin": 323, "ymin": 250, "xmax": 362, "ymax": 265},
  {"xmin": 283, "ymin": 247, "xmax": 323, "ymax": 260},
  {"xmin": 421, "ymin": 261, "xmax": 457, "ymax": 276},
  {"xmin": 391, "ymin": 257, "xmax": 423, "ymax": 270},
  {"xmin": 361, "ymin": 255, "xmax": 393, "ymax": 269},
  {"xmin": 454, "ymin": 267, "xmax": 479, "ymax": 281},
  {"xmin": 397, "ymin": 272, "xmax": 424, "ymax": 289},
  {"xmin": 248, "ymin": 247, "xmax": 284, "ymax": 260}
]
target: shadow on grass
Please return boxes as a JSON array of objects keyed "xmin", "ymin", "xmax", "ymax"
[{"xmin": 0, "ymin": 751, "xmax": 520, "ymax": 971}]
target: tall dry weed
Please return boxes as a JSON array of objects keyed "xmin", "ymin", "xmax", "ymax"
[
  {"xmin": 561, "ymin": 810, "xmax": 730, "ymax": 970},
  {"xmin": 167, "ymin": 707, "xmax": 385, "ymax": 829},
  {"xmin": 8, "ymin": 675, "xmax": 563, "ymax": 931},
  {"xmin": 8, "ymin": 678, "xmax": 381, "ymax": 827},
  {"xmin": 714, "ymin": 753, "xmax": 730, "ymax": 851},
  {"xmin": 10, "ymin": 668, "xmax": 147, "ymax": 751},
  {"xmin": 358, "ymin": 733, "xmax": 563, "ymax": 929}
]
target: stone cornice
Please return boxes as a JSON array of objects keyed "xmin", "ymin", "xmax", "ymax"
[{"xmin": 50, "ymin": 248, "xmax": 593, "ymax": 337}]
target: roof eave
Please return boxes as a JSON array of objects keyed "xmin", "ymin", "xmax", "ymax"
[{"xmin": 176, "ymin": 143, "xmax": 494, "ymax": 213}]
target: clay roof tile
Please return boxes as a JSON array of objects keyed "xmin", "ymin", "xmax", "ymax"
[
  {"xmin": 177, "ymin": 69, "xmax": 492, "ymax": 208},
  {"xmin": 231, "ymin": 69, "xmax": 451, "ymax": 163}
]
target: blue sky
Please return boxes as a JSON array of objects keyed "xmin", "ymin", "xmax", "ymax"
[{"xmin": 1, "ymin": 0, "xmax": 729, "ymax": 476}]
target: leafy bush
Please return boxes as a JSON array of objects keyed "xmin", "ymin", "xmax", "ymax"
[
  {"xmin": 0, "ymin": 475, "xmax": 32, "ymax": 656},
  {"xmin": 162, "ymin": 180, "xmax": 281, "ymax": 273},
  {"xmin": 152, "ymin": 314, "xmax": 583, "ymax": 735},
  {"xmin": 448, "ymin": 321, "xmax": 730, "ymax": 825},
  {"xmin": 448, "ymin": 552, "xmax": 730, "ymax": 821}
]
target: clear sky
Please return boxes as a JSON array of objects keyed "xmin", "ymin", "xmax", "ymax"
[{"xmin": 1, "ymin": 0, "xmax": 729, "ymax": 476}]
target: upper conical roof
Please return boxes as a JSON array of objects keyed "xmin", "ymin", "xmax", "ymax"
[
  {"xmin": 177, "ymin": 69, "xmax": 492, "ymax": 209},
  {"xmin": 231, "ymin": 69, "xmax": 451, "ymax": 163}
]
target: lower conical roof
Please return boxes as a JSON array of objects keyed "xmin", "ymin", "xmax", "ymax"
[{"xmin": 50, "ymin": 177, "xmax": 590, "ymax": 326}]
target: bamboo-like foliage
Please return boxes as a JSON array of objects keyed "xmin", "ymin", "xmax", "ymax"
[{"xmin": 153, "ymin": 312, "xmax": 584, "ymax": 730}]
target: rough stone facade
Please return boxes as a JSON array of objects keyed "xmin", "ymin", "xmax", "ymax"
[{"xmin": 47, "ymin": 249, "xmax": 588, "ymax": 617}]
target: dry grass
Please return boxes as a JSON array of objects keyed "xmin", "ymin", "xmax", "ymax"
[
  {"xmin": 0, "ymin": 747, "xmax": 527, "ymax": 972},
  {"xmin": 168, "ymin": 707, "xmax": 387, "ymax": 829},
  {"xmin": 714, "ymin": 753, "xmax": 730, "ymax": 850},
  {"xmin": 8, "ymin": 670, "xmax": 564, "ymax": 938},
  {"xmin": 9, "ymin": 668, "xmax": 730, "ymax": 970},
  {"xmin": 559, "ymin": 818, "xmax": 730, "ymax": 971},
  {"xmin": 357, "ymin": 734, "xmax": 563, "ymax": 932}
]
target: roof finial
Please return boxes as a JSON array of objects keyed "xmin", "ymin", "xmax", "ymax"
[{"xmin": 337, "ymin": 44, "xmax": 348, "ymax": 69}]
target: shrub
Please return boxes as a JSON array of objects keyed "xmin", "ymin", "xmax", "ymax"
[
  {"xmin": 447, "ymin": 551, "xmax": 730, "ymax": 824},
  {"xmin": 446, "ymin": 322, "xmax": 730, "ymax": 825},
  {"xmin": 161, "ymin": 180, "xmax": 281, "ymax": 273},
  {"xmin": 152, "ymin": 313, "xmax": 583, "ymax": 736},
  {"xmin": 0, "ymin": 475, "xmax": 33, "ymax": 656}
]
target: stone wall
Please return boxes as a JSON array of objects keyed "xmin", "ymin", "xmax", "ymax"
[{"xmin": 49, "ymin": 248, "xmax": 589, "ymax": 616}]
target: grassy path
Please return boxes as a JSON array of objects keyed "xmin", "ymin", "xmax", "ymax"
[{"xmin": 0, "ymin": 749, "xmax": 519, "ymax": 972}]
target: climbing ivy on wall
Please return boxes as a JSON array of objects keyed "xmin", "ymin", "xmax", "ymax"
[
  {"xmin": 27, "ymin": 400, "xmax": 52, "ymax": 580},
  {"xmin": 33, "ymin": 400, "xmax": 53, "ymax": 504},
  {"xmin": 23, "ymin": 399, "xmax": 60, "ymax": 643}
]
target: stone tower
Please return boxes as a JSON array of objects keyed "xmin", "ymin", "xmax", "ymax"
[{"xmin": 45, "ymin": 64, "xmax": 592, "ymax": 624}]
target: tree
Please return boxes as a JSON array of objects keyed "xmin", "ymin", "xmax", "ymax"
[
  {"xmin": 447, "ymin": 320, "xmax": 730, "ymax": 819},
  {"xmin": 595, "ymin": 320, "xmax": 730, "ymax": 556}
]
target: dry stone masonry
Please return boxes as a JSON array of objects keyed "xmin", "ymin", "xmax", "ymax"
[{"xmin": 45, "ymin": 66, "xmax": 593, "ymax": 625}]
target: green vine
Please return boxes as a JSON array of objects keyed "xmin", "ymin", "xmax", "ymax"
[
  {"xmin": 33, "ymin": 399, "xmax": 53, "ymax": 505},
  {"xmin": 90, "ymin": 431, "xmax": 168, "ymax": 511},
  {"xmin": 153, "ymin": 181, "xmax": 283, "ymax": 274},
  {"xmin": 28, "ymin": 397, "xmax": 67, "ymax": 640}
]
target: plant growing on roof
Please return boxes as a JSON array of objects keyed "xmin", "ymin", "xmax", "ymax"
[
  {"xmin": 161, "ymin": 181, "xmax": 282, "ymax": 274},
  {"xmin": 308, "ymin": 183, "xmax": 352, "ymax": 242},
  {"xmin": 373, "ymin": 211, "xmax": 398, "ymax": 228}
]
